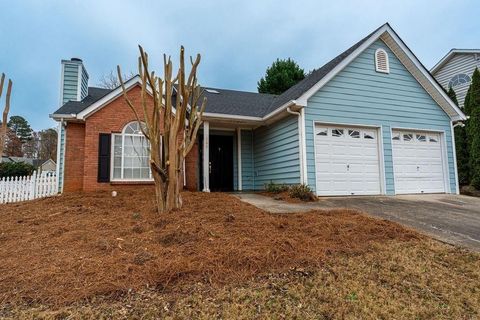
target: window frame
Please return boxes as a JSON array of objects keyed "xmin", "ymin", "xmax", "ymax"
[{"xmin": 110, "ymin": 121, "xmax": 153, "ymax": 182}]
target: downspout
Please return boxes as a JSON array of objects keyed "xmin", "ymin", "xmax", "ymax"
[{"xmin": 287, "ymin": 107, "xmax": 306, "ymax": 184}]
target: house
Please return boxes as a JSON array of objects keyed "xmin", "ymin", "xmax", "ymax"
[
  {"xmin": 51, "ymin": 23, "xmax": 466, "ymax": 196},
  {"xmin": 431, "ymin": 49, "xmax": 480, "ymax": 108},
  {"xmin": 1, "ymin": 156, "xmax": 56, "ymax": 172}
]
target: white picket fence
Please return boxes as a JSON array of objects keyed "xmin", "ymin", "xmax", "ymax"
[{"xmin": 0, "ymin": 171, "xmax": 58, "ymax": 204}]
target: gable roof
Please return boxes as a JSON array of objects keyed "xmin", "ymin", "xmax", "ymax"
[
  {"xmin": 51, "ymin": 23, "xmax": 466, "ymax": 122},
  {"xmin": 431, "ymin": 49, "xmax": 480, "ymax": 74}
]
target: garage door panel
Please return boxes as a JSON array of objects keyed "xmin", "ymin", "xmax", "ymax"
[
  {"xmin": 392, "ymin": 130, "xmax": 446, "ymax": 194},
  {"xmin": 315, "ymin": 124, "xmax": 382, "ymax": 196}
]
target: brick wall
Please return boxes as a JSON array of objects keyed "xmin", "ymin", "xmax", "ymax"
[
  {"xmin": 63, "ymin": 122, "xmax": 85, "ymax": 192},
  {"xmin": 62, "ymin": 84, "xmax": 199, "ymax": 192}
]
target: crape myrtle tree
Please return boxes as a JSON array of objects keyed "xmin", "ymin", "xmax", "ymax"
[
  {"xmin": 0, "ymin": 73, "xmax": 12, "ymax": 161},
  {"xmin": 466, "ymin": 68, "xmax": 480, "ymax": 188},
  {"xmin": 258, "ymin": 58, "xmax": 305, "ymax": 95},
  {"xmin": 117, "ymin": 46, "xmax": 206, "ymax": 214},
  {"xmin": 447, "ymin": 88, "xmax": 469, "ymax": 185}
]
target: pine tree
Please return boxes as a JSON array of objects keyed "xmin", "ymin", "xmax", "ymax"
[
  {"xmin": 467, "ymin": 68, "xmax": 480, "ymax": 188},
  {"xmin": 448, "ymin": 88, "xmax": 469, "ymax": 185},
  {"xmin": 258, "ymin": 58, "xmax": 305, "ymax": 95}
]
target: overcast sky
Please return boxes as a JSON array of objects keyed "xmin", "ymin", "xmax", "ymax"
[{"xmin": 0, "ymin": 0, "xmax": 478, "ymax": 130}]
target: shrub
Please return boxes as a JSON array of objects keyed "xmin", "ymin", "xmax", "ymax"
[
  {"xmin": 264, "ymin": 181, "xmax": 289, "ymax": 193},
  {"xmin": 0, "ymin": 162, "xmax": 35, "ymax": 178},
  {"xmin": 288, "ymin": 184, "xmax": 316, "ymax": 201}
]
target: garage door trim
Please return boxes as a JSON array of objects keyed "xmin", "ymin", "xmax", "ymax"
[
  {"xmin": 312, "ymin": 121, "xmax": 386, "ymax": 196},
  {"xmin": 390, "ymin": 126, "xmax": 450, "ymax": 194}
]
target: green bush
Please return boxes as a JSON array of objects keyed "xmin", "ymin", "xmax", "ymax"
[
  {"xmin": 288, "ymin": 184, "xmax": 316, "ymax": 201},
  {"xmin": 0, "ymin": 162, "xmax": 35, "ymax": 178},
  {"xmin": 264, "ymin": 181, "xmax": 289, "ymax": 193}
]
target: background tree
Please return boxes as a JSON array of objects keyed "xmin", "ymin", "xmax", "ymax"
[
  {"xmin": 466, "ymin": 68, "xmax": 480, "ymax": 188},
  {"xmin": 118, "ymin": 46, "xmax": 206, "ymax": 213},
  {"xmin": 22, "ymin": 131, "xmax": 38, "ymax": 158},
  {"xmin": 448, "ymin": 88, "xmax": 469, "ymax": 185},
  {"xmin": 0, "ymin": 73, "xmax": 12, "ymax": 160},
  {"xmin": 8, "ymin": 115, "xmax": 32, "ymax": 143},
  {"xmin": 98, "ymin": 70, "xmax": 136, "ymax": 89},
  {"xmin": 4, "ymin": 128, "xmax": 22, "ymax": 157},
  {"xmin": 38, "ymin": 128, "xmax": 57, "ymax": 160},
  {"xmin": 257, "ymin": 58, "xmax": 305, "ymax": 95}
]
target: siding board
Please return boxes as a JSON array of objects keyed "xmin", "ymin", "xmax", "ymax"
[{"xmin": 305, "ymin": 39, "xmax": 456, "ymax": 194}]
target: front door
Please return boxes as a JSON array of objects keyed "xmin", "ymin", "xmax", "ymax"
[{"xmin": 209, "ymin": 135, "xmax": 234, "ymax": 191}]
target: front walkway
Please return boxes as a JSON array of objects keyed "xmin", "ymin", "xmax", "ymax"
[{"xmin": 234, "ymin": 193, "xmax": 480, "ymax": 252}]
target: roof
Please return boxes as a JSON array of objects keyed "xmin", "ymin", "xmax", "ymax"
[
  {"xmin": 52, "ymin": 23, "xmax": 466, "ymax": 122},
  {"xmin": 53, "ymin": 87, "xmax": 112, "ymax": 115},
  {"xmin": 263, "ymin": 24, "xmax": 384, "ymax": 115},
  {"xmin": 431, "ymin": 49, "xmax": 480, "ymax": 74}
]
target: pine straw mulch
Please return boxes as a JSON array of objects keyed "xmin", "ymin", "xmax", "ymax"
[{"xmin": 0, "ymin": 187, "xmax": 418, "ymax": 307}]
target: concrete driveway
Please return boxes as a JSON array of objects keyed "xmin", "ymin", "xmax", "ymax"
[{"xmin": 235, "ymin": 193, "xmax": 480, "ymax": 252}]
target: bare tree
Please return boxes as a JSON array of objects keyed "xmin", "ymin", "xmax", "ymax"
[
  {"xmin": 118, "ymin": 46, "xmax": 206, "ymax": 213},
  {"xmin": 98, "ymin": 70, "xmax": 135, "ymax": 89},
  {"xmin": 0, "ymin": 73, "xmax": 12, "ymax": 160}
]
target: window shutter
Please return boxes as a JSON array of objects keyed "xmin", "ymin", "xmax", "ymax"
[{"xmin": 98, "ymin": 133, "xmax": 111, "ymax": 182}]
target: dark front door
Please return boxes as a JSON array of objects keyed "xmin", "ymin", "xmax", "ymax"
[{"xmin": 209, "ymin": 135, "xmax": 234, "ymax": 191}]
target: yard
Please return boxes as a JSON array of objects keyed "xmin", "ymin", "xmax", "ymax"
[{"xmin": 0, "ymin": 188, "xmax": 479, "ymax": 319}]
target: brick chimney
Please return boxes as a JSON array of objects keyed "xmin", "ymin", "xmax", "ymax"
[{"xmin": 59, "ymin": 58, "xmax": 89, "ymax": 105}]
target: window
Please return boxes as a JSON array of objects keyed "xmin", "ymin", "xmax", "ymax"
[
  {"xmin": 403, "ymin": 133, "xmax": 413, "ymax": 142},
  {"xmin": 392, "ymin": 133, "xmax": 400, "ymax": 141},
  {"xmin": 448, "ymin": 73, "xmax": 471, "ymax": 88},
  {"xmin": 416, "ymin": 134, "xmax": 426, "ymax": 142},
  {"xmin": 364, "ymin": 131, "xmax": 375, "ymax": 139},
  {"xmin": 375, "ymin": 48, "xmax": 389, "ymax": 73},
  {"xmin": 349, "ymin": 129, "xmax": 360, "ymax": 138},
  {"xmin": 316, "ymin": 127, "xmax": 328, "ymax": 136},
  {"xmin": 429, "ymin": 135, "xmax": 439, "ymax": 143},
  {"xmin": 332, "ymin": 129, "xmax": 344, "ymax": 137},
  {"xmin": 112, "ymin": 121, "xmax": 152, "ymax": 181}
]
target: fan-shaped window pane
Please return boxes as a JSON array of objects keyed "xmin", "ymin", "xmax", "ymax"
[{"xmin": 448, "ymin": 74, "xmax": 471, "ymax": 88}]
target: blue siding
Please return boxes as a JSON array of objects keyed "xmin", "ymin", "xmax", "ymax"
[
  {"xmin": 305, "ymin": 39, "xmax": 456, "ymax": 194},
  {"xmin": 253, "ymin": 115, "xmax": 300, "ymax": 189},
  {"xmin": 241, "ymin": 130, "xmax": 254, "ymax": 190},
  {"xmin": 62, "ymin": 62, "xmax": 79, "ymax": 104}
]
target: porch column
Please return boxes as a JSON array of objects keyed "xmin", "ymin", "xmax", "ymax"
[
  {"xmin": 203, "ymin": 121, "xmax": 210, "ymax": 192},
  {"xmin": 237, "ymin": 128, "xmax": 242, "ymax": 191}
]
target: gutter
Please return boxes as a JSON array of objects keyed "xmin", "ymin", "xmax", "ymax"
[{"xmin": 49, "ymin": 113, "xmax": 76, "ymax": 121}]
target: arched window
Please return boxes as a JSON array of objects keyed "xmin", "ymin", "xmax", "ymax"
[
  {"xmin": 448, "ymin": 73, "xmax": 471, "ymax": 88},
  {"xmin": 112, "ymin": 121, "xmax": 151, "ymax": 181},
  {"xmin": 375, "ymin": 48, "xmax": 390, "ymax": 73}
]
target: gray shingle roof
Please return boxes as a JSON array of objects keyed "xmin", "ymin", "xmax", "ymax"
[
  {"xmin": 53, "ymin": 87, "xmax": 112, "ymax": 115},
  {"xmin": 53, "ymin": 24, "xmax": 385, "ymax": 119}
]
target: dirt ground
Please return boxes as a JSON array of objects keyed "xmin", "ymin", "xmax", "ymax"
[{"xmin": 0, "ymin": 188, "xmax": 479, "ymax": 319}]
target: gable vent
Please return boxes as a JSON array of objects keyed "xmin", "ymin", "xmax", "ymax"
[{"xmin": 375, "ymin": 48, "xmax": 389, "ymax": 73}]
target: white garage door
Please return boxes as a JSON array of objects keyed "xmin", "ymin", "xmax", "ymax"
[
  {"xmin": 314, "ymin": 125, "xmax": 381, "ymax": 196},
  {"xmin": 392, "ymin": 130, "xmax": 446, "ymax": 194}
]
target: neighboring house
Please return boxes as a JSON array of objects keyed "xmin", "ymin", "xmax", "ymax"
[
  {"xmin": 431, "ymin": 49, "xmax": 480, "ymax": 108},
  {"xmin": 51, "ymin": 23, "xmax": 465, "ymax": 196},
  {"xmin": 1, "ymin": 156, "xmax": 56, "ymax": 172}
]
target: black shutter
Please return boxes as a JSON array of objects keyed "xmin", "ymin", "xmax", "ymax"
[{"xmin": 98, "ymin": 133, "xmax": 111, "ymax": 182}]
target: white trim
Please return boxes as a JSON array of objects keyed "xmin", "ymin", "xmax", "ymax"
[
  {"xmin": 202, "ymin": 121, "xmax": 210, "ymax": 192},
  {"xmin": 294, "ymin": 24, "xmax": 466, "ymax": 121},
  {"xmin": 378, "ymin": 125, "xmax": 387, "ymax": 195},
  {"xmin": 76, "ymin": 64, "xmax": 82, "ymax": 101},
  {"xmin": 375, "ymin": 48, "xmax": 390, "ymax": 73},
  {"xmin": 286, "ymin": 107, "xmax": 305, "ymax": 184},
  {"xmin": 312, "ymin": 121, "xmax": 385, "ymax": 196},
  {"xmin": 263, "ymin": 100, "xmax": 300, "ymax": 121},
  {"xmin": 389, "ymin": 126, "xmax": 396, "ymax": 195},
  {"xmin": 300, "ymin": 108, "xmax": 308, "ymax": 185},
  {"xmin": 431, "ymin": 49, "xmax": 480, "ymax": 74},
  {"xmin": 76, "ymin": 76, "xmax": 145, "ymax": 120},
  {"xmin": 202, "ymin": 112, "xmax": 263, "ymax": 122},
  {"xmin": 55, "ymin": 120, "xmax": 64, "ymax": 193},
  {"xmin": 391, "ymin": 127, "xmax": 450, "ymax": 194},
  {"xmin": 450, "ymin": 121, "xmax": 460, "ymax": 194},
  {"xmin": 237, "ymin": 128, "xmax": 242, "ymax": 191}
]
